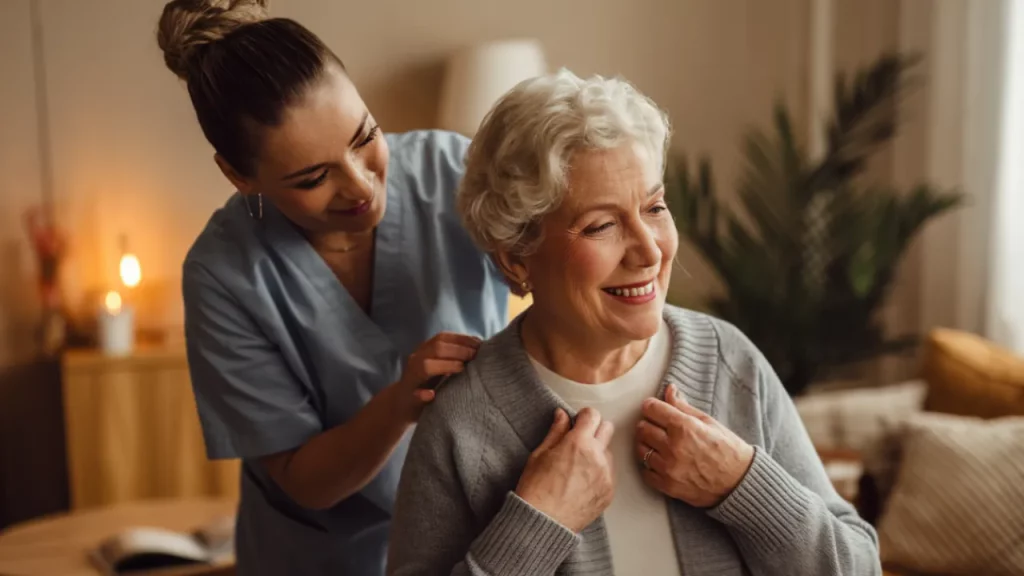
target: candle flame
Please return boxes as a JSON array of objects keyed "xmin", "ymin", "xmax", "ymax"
[
  {"xmin": 105, "ymin": 291, "xmax": 122, "ymax": 314},
  {"xmin": 120, "ymin": 253, "xmax": 141, "ymax": 288}
]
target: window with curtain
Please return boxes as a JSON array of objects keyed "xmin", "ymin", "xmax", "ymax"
[{"xmin": 988, "ymin": 0, "xmax": 1024, "ymax": 355}]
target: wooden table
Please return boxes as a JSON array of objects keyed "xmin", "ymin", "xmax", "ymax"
[
  {"xmin": 817, "ymin": 447, "xmax": 864, "ymax": 502},
  {"xmin": 0, "ymin": 498, "xmax": 237, "ymax": 575}
]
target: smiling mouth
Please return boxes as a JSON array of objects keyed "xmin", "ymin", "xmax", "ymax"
[
  {"xmin": 332, "ymin": 199, "xmax": 372, "ymax": 216},
  {"xmin": 602, "ymin": 280, "xmax": 656, "ymax": 298}
]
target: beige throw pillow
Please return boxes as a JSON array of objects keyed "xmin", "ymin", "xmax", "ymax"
[
  {"xmin": 795, "ymin": 380, "xmax": 927, "ymax": 451},
  {"xmin": 876, "ymin": 413, "xmax": 1024, "ymax": 576}
]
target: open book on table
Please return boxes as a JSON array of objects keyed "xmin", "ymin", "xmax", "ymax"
[{"xmin": 88, "ymin": 514, "xmax": 235, "ymax": 575}]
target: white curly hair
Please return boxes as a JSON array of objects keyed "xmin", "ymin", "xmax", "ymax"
[{"xmin": 457, "ymin": 68, "xmax": 672, "ymax": 292}]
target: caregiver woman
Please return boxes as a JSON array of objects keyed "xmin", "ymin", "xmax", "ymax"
[{"xmin": 157, "ymin": 1, "xmax": 507, "ymax": 574}]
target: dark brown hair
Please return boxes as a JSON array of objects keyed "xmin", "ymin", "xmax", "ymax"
[{"xmin": 157, "ymin": 0, "xmax": 345, "ymax": 176}]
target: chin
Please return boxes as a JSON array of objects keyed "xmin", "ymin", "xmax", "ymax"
[
  {"xmin": 612, "ymin": 301, "xmax": 665, "ymax": 342},
  {"xmin": 323, "ymin": 196, "xmax": 386, "ymax": 232}
]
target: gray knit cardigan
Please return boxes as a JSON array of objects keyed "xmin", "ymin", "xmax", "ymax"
[{"xmin": 387, "ymin": 306, "xmax": 881, "ymax": 575}]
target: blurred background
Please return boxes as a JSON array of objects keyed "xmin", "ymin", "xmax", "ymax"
[{"xmin": 0, "ymin": 0, "xmax": 1022, "ymax": 575}]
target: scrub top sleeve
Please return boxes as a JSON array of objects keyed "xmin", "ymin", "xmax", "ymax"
[
  {"xmin": 183, "ymin": 262, "xmax": 322, "ymax": 460},
  {"xmin": 442, "ymin": 131, "xmax": 471, "ymax": 192}
]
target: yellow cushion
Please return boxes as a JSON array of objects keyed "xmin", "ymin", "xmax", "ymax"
[{"xmin": 922, "ymin": 329, "xmax": 1024, "ymax": 418}]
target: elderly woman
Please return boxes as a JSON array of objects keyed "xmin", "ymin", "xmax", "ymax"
[{"xmin": 387, "ymin": 70, "xmax": 881, "ymax": 576}]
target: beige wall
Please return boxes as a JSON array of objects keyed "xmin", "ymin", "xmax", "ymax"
[
  {"xmin": 0, "ymin": 1, "xmax": 45, "ymax": 367},
  {"xmin": 0, "ymin": 0, "xmax": 813, "ymax": 347}
]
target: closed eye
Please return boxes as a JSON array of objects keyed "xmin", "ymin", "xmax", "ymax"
[
  {"xmin": 295, "ymin": 169, "xmax": 329, "ymax": 190},
  {"xmin": 356, "ymin": 125, "xmax": 380, "ymax": 149},
  {"xmin": 583, "ymin": 222, "xmax": 615, "ymax": 235}
]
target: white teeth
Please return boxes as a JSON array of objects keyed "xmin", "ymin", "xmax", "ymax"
[{"xmin": 607, "ymin": 281, "xmax": 655, "ymax": 297}]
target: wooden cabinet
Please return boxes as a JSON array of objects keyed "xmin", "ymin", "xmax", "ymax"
[{"xmin": 61, "ymin": 347, "xmax": 239, "ymax": 510}]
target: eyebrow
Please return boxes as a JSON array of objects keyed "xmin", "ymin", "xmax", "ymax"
[
  {"xmin": 644, "ymin": 183, "xmax": 665, "ymax": 197},
  {"xmin": 574, "ymin": 183, "xmax": 665, "ymax": 214},
  {"xmin": 281, "ymin": 163, "xmax": 327, "ymax": 181},
  {"xmin": 279, "ymin": 111, "xmax": 370, "ymax": 181}
]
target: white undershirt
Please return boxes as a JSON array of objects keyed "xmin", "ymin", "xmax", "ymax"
[{"xmin": 528, "ymin": 320, "xmax": 681, "ymax": 575}]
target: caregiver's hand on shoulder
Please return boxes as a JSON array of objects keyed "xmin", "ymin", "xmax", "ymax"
[
  {"xmin": 384, "ymin": 332, "xmax": 480, "ymax": 423},
  {"xmin": 515, "ymin": 407, "xmax": 615, "ymax": 533},
  {"xmin": 635, "ymin": 386, "xmax": 754, "ymax": 508},
  {"xmin": 261, "ymin": 332, "xmax": 480, "ymax": 510}
]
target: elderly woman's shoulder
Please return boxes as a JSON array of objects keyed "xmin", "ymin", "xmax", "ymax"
[
  {"xmin": 417, "ymin": 361, "xmax": 498, "ymax": 440},
  {"xmin": 663, "ymin": 305, "xmax": 773, "ymax": 385},
  {"xmin": 428, "ymin": 369, "xmax": 483, "ymax": 414}
]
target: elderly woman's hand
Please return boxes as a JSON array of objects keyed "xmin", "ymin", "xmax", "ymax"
[
  {"xmin": 515, "ymin": 407, "xmax": 616, "ymax": 533},
  {"xmin": 634, "ymin": 386, "xmax": 754, "ymax": 508}
]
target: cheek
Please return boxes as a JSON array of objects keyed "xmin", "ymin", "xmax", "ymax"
[
  {"xmin": 277, "ymin": 186, "xmax": 332, "ymax": 216},
  {"xmin": 656, "ymin": 220, "xmax": 678, "ymax": 282},
  {"xmin": 658, "ymin": 221, "xmax": 679, "ymax": 262},
  {"xmin": 369, "ymin": 139, "xmax": 389, "ymax": 182},
  {"xmin": 562, "ymin": 239, "xmax": 621, "ymax": 291}
]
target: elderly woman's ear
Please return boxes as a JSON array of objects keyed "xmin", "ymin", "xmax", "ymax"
[{"xmin": 494, "ymin": 250, "xmax": 532, "ymax": 297}]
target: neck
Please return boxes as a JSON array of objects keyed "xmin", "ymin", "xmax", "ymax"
[
  {"xmin": 305, "ymin": 228, "xmax": 375, "ymax": 254},
  {"xmin": 521, "ymin": 309, "xmax": 650, "ymax": 384}
]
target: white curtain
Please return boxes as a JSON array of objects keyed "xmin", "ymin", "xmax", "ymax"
[
  {"xmin": 987, "ymin": 0, "xmax": 1024, "ymax": 355},
  {"xmin": 907, "ymin": 0, "xmax": 1024, "ymax": 354}
]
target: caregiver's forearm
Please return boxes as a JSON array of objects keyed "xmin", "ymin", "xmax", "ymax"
[{"xmin": 260, "ymin": 384, "xmax": 412, "ymax": 510}]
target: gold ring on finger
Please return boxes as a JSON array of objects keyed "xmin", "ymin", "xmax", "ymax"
[{"xmin": 642, "ymin": 447, "xmax": 655, "ymax": 470}]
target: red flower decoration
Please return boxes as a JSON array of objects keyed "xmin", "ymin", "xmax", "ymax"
[{"xmin": 24, "ymin": 207, "xmax": 65, "ymax": 308}]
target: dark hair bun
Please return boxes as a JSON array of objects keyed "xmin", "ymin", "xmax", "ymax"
[{"xmin": 157, "ymin": 0, "xmax": 269, "ymax": 80}]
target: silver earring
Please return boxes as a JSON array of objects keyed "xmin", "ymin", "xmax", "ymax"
[
  {"xmin": 520, "ymin": 280, "xmax": 531, "ymax": 294},
  {"xmin": 246, "ymin": 193, "xmax": 263, "ymax": 221}
]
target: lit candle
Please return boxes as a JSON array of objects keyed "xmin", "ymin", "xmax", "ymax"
[{"xmin": 98, "ymin": 290, "xmax": 134, "ymax": 356}]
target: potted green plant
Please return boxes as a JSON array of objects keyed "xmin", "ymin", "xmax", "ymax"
[{"xmin": 667, "ymin": 53, "xmax": 964, "ymax": 397}]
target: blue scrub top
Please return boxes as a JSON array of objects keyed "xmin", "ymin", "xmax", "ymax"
[{"xmin": 182, "ymin": 130, "xmax": 509, "ymax": 575}]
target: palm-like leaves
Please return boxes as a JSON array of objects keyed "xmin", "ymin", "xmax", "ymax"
[{"xmin": 667, "ymin": 53, "xmax": 964, "ymax": 396}]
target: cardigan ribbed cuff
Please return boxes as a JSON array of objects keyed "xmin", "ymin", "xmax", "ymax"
[
  {"xmin": 707, "ymin": 446, "xmax": 815, "ymax": 554},
  {"xmin": 468, "ymin": 492, "xmax": 580, "ymax": 575}
]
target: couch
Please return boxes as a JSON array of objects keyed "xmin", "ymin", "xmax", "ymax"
[{"xmin": 800, "ymin": 328, "xmax": 1024, "ymax": 576}]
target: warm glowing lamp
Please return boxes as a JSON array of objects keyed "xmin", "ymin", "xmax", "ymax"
[
  {"xmin": 119, "ymin": 253, "xmax": 141, "ymax": 288},
  {"xmin": 437, "ymin": 39, "xmax": 547, "ymax": 136},
  {"xmin": 118, "ymin": 234, "xmax": 142, "ymax": 289}
]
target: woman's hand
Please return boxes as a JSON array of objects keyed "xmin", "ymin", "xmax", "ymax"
[
  {"xmin": 515, "ymin": 408, "xmax": 615, "ymax": 533},
  {"xmin": 635, "ymin": 386, "xmax": 754, "ymax": 508},
  {"xmin": 383, "ymin": 332, "xmax": 481, "ymax": 424}
]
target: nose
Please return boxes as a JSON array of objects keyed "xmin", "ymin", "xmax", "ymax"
[
  {"xmin": 626, "ymin": 218, "xmax": 661, "ymax": 270},
  {"xmin": 336, "ymin": 162, "xmax": 375, "ymax": 204}
]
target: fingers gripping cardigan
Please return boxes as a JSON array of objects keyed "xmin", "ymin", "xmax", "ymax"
[{"xmin": 387, "ymin": 306, "xmax": 881, "ymax": 576}]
